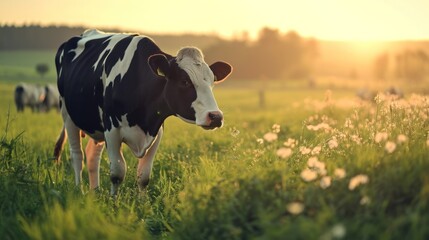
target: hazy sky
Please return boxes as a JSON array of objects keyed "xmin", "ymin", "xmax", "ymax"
[{"xmin": 1, "ymin": 0, "xmax": 428, "ymax": 41}]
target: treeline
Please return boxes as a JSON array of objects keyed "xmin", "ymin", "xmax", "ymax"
[
  {"xmin": 3, "ymin": 25, "xmax": 429, "ymax": 82},
  {"xmin": 0, "ymin": 24, "xmax": 220, "ymax": 52},
  {"xmin": 205, "ymin": 28, "xmax": 318, "ymax": 79},
  {"xmin": 373, "ymin": 49, "xmax": 429, "ymax": 82},
  {"xmin": 0, "ymin": 25, "xmax": 86, "ymax": 50},
  {"xmin": 1, "ymin": 25, "xmax": 319, "ymax": 80}
]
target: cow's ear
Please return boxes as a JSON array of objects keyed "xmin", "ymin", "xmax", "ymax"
[
  {"xmin": 210, "ymin": 61, "xmax": 232, "ymax": 83},
  {"xmin": 148, "ymin": 54, "xmax": 170, "ymax": 77}
]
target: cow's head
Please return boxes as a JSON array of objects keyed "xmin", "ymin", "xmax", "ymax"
[{"xmin": 149, "ymin": 47, "xmax": 232, "ymax": 130}]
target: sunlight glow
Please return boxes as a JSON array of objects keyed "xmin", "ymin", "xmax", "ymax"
[{"xmin": 1, "ymin": 0, "xmax": 429, "ymax": 41}]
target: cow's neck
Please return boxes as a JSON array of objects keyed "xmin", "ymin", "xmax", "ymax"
[
  {"xmin": 136, "ymin": 79, "xmax": 173, "ymax": 136},
  {"xmin": 145, "ymin": 97, "xmax": 172, "ymax": 136}
]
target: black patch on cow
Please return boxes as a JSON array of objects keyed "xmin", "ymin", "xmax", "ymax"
[
  {"xmin": 163, "ymin": 60, "xmax": 197, "ymax": 121},
  {"xmin": 103, "ymin": 75, "xmax": 123, "ymax": 130},
  {"xmin": 104, "ymin": 36, "xmax": 134, "ymax": 77},
  {"xmin": 57, "ymin": 35, "xmax": 112, "ymax": 134},
  {"xmin": 14, "ymin": 86, "xmax": 25, "ymax": 112},
  {"xmin": 101, "ymin": 37, "xmax": 168, "ymax": 133}
]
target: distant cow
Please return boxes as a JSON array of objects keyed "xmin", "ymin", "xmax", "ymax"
[
  {"xmin": 43, "ymin": 84, "xmax": 60, "ymax": 112},
  {"xmin": 356, "ymin": 88, "xmax": 376, "ymax": 102},
  {"xmin": 54, "ymin": 29, "xmax": 232, "ymax": 195},
  {"xmin": 14, "ymin": 83, "xmax": 46, "ymax": 112},
  {"xmin": 385, "ymin": 86, "xmax": 404, "ymax": 99}
]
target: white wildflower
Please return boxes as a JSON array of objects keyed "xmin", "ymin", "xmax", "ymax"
[
  {"xmin": 321, "ymin": 223, "xmax": 347, "ymax": 240},
  {"xmin": 397, "ymin": 134, "xmax": 408, "ymax": 144},
  {"xmin": 276, "ymin": 148, "xmax": 293, "ymax": 159},
  {"xmin": 348, "ymin": 174, "xmax": 369, "ymax": 190},
  {"xmin": 331, "ymin": 224, "xmax": 346, "ymax": 238},
  {"xmin": 272, "ymin": 124, "xmax": 281, "ymax": 133},
  {"xmin": 307, "ymin": 156, "xmax": 319, "ymax": 167},
  {"xmin": 263, "ymin": 132, "xmax": 278, "ymax": 142},
  {"xmin": 256, "ymin": 138, "xmax": 264, "ymax": 144},
  {"xmin": 299, "ymin": 146, "xmax": 311, "ymax": 155},
  {"xmin": 374, "ymin": 93, "xmax": 386, "ymax": 104},
  {"xmin": 344, "ymin": 118, "xmax": 354, "ymax": 129},
  {"xmin": 301, "ymin": 169, "xmax": 318, "ymax": 182},
  {"xmin": 307, "ymin": 123, "xmax": 332, "ymax": 132},
  {"xmin": 374, "ymin": 132, "xmax": 388, "ymax": 143},
  {"xmin": 286, "ymin": 202, "xmax": 304, "ymax": 215},
  {"xmin": 307, "ymin": 157, "xmax": 327, "ymax": 176},
  {"xmin": 311, "ymin": 146, "xmax": 322, "ymax": 155},
  {"xmin": 307, "ymin": 157, "xmax": 324, "ymax": 168},
  {"xmin": 328, "ymin": 138, "xmax": 339, "ymax": 149},
  {"xmin": 307, "ymin": 125, "xmax": 317, "ymax": 131},
  {"xmin": 334, "ymin": 168, "xmax": 346, "ymax": 179},
  {"xmin": 360, "ymin": 196, "xmax": 371, "ymax": 205},
  {"xmin": 320, "ymin": 176, "xmax": 332, "ymax": 189},
  {"xmin": 284, "ymin": 138, "xmax": 298, "ymax": 148},
  {"xmin": 385, "ymin": 141, "xmax": 396, "ymax": 153},
  {"xmin": 351, "ymin": 134, "xmax": 362, "ymax": 145}
]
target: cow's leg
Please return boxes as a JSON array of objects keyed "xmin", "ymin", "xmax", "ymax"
[
  {"xmin": 105, "ymin": 129, "xmax": 127, "ymax": 196},
  {"xmin": 137, "ymin": 127, "xmax": 163, "ymax": 192},
  {"xmin": 63, "ymin": 115, "xmax": 84, "ymax": 186},
  {"xmin": 85, "ymin": 139, "xmax": 105, "ymax": 189}
]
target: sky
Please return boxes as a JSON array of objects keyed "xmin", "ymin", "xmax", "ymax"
[{"xmin": 1, "ymin": 0, "xmax": 429, "ymax": 41}]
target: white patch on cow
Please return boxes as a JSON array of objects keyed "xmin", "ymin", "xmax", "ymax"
[
  {"xmin": 117, "ymin": 114, "xmax": 157, "ymax": 158},
  {"xmin": 77, "ymin": 31, "xmax": 150, "ymax": 94},
  {"xmin": 98, "ymin": 106, "xmax": 104, "ymax": 127},
  {"xmin": 103, "ymin": 36, "xmax": 142, "ymax": 87},
  {"xmin": 176, "ymin": 47, "xmax": 221, "ymax": 126},
  {"xmin": 71, "ymin": 29, "xmax": 114, "ymax": 61},
  {"xmin": 59, "ymin": 49, "xmax": 64, "ymax": 64},
  {"xmin": 92, "ymin": 33, "xmax": 131, "ymax": 70},
  {"xmin": 58, "ymin": 49, "xmax": 64, "ymax": 78}
]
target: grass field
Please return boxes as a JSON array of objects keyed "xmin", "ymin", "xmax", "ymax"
[{"xmin": 0, "ymin": 51, "xmax": 428, "ymax": 239}]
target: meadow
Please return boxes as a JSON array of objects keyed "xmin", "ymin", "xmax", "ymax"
[{"xmin": 0, "ymin": 51, "xmax": 428, "ymax": 240}]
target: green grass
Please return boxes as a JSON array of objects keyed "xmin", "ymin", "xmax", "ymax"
[
  {"xmin": 0, "ymin": 51, "xmax": 429, "ymax": 239},
  {"xmin": 0, "ymin": 50, "xmax": 57, "ymax": 83}
]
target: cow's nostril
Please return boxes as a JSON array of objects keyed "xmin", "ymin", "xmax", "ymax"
[
  {"xmin": 208, "ymin": 112, "xmax": 216, "ymax": 120},
  {"xmin": 207, "ymin": 111, "xmax": 223, "ymax": 128},
  {"xmin": 208, "ymin": 112, "xmax": 223, "ymax": 121}
]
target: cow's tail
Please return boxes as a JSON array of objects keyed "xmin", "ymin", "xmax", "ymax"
[{"xmin": 54, "ymin": 126, "xmax": 67, "ymax": 163}]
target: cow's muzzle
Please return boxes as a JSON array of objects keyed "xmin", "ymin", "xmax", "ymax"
[{"xmin": 201, "ymin": 111, "xmax": 223, "ymax": 130}]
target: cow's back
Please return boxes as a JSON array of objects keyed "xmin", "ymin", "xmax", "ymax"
[{"xmin": 56, "ymin": 30, "xmax": 163, "ymax": 135}]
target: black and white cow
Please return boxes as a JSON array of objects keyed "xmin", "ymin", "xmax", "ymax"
[
  {"xmin": 43, "ymin": 84, "xmax": 61, "ymax": 112},
  {"xmin": 54, "ymin": 29, "xmax": 232, "ymax": 195},
  {"xmin": 14, "ymin": 83, "xmax": 46, "ymax": 112}
]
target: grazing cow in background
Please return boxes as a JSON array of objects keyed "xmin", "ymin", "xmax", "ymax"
[
  {"xmin": 43, "ymin": 84, "xmax": 60, "ymax": 112},
  {"xmin": 54, "ymin": 29, "xmax": 232, "ymax": 195},
  {"xmin": 14, "ymin": 83, "xmax": 46, "ymax": 112}
]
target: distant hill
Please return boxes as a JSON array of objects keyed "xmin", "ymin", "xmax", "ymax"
[{"xmin": 0, "ymin": 25, "xmax": 221, "ymax": 54}]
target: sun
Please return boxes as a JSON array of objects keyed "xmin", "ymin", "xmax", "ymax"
[{"xmin": 349, "ymin": 41, "xmax": 388, "ymax": 59}]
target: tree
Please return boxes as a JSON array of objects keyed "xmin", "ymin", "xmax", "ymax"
[
  {"xmin": 373, "ymin": 52, "xmax": 389, "ymax": 80},
  {"xmin": 395, "ymin": 49, "xmax": 429, "ymax": 82},
  {"xmin": 204, "ymin": 27, "xmax": 319, "ymax": 80},
  {"xmin": 36, "ymin": 63, "xmax": 49, "ymax": 78}
]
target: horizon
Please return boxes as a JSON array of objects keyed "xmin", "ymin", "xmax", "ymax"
[
  {"xmin": 2, "ymin": 23, "xmax": 429, "ymax": 44},
  {"xmin": 1, "ymin": 0, "xmax": 429, "ymax": 42}
]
